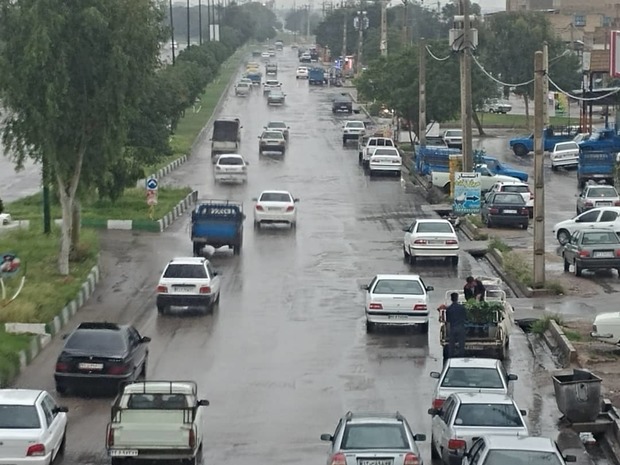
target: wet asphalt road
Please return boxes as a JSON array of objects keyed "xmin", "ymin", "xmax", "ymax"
[{"xmin": 13, "ymin": 48, "xmax": 565, "ymax": 465}]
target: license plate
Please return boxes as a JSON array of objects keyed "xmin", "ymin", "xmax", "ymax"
[
  {"xmin": 429, "ymin": 240, "xmax": 443, "ymax": 244},
  {"xmin": 359, "ymin": 460, "xmax": 393, "ymax": 465},
  {"xmin": 79, "ymin": 363, "xmax": 103, "ymax": 370},
  {"xmin": 268, "ymin": 207, "xmax": 281, "ymax": 211},
  {"xmin": 388, "ymin": 315, "xmax": 408, "ymax": 319},
  {"xmin": 110, "ymin": 450, "xmax": 139, "ymax": 457},
  {"xmin": 596, "ymin": 202, "xmax": 612, "ymax": 206},
  {"xmin": 594, "ymin": 251, "xmax": 614, "ymax": 258},
  {"xmin": 504, "ymin": 209, "xmax": 517, "ymax": 214},
  {"xmin": 174, "ymin": 286, "xmax": 194, "ymax": 292}
]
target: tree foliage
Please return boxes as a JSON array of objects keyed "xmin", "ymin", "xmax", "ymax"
[{"xmin": 284, "ymin": 8, "xmax": 322, "ymax": 35}]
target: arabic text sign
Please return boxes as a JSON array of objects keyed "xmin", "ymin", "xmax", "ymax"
[{"xmin": 453, "ymin": 172, "xmax": 481, "ymax": 214}]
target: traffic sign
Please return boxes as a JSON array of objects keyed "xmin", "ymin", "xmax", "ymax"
[
  {"xmin": 453, "ymin": 172, "xmax": 481, "ymax": 214},
  {"xmin": 146, "ymin": 177, "xmax": 158, "ymax": 190}
]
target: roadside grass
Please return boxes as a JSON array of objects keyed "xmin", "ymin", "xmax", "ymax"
[
  {"xmin": 0, "ymin": 329, "xmax": 32, "ymax": 386},
  {"xmin": 6, "ymin": 187, "xmax": 192, "ymax": 222},
  {"xmin": 0, "ymin": 227, "xmax": 99, "ymax": 324},
  {"xmin": 530, "ymin": 314, "xmax": 565, "ymax": 334},
  {"xmin": 502, "ymin": 251, "xmax": 565, "ymax": 295},
  {"xmin": 445, "ymin": 113, "xmax": 580, "ymax": 130},
  {"xmin": 488, "ymin": 236, "xmax": 512, "ymax": 253}
]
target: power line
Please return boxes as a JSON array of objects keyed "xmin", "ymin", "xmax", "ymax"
[
  {"xmin": 470, "ymin": 53, "xmax": 535, "ymax": 87},
  {"xmin": 547, "ymin": 76, "xmax": 620, "ymax": 102},
  {"xmin": 425, "ymin": 45, "xmax": 451, "ymax": 61}
]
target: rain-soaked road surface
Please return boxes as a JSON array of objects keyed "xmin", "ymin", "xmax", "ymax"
[{"xmin": 12, "ymin": 48, "xmax": 565, "ymax": 465}]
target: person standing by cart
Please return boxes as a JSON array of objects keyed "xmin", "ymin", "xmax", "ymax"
[
  {"xmin": 440, "ymin": 292, "xmax": 467, "ymax": 358},
  {"xmin": 464, "ymin": 276, "xmax": 486, "ymax": 302}
]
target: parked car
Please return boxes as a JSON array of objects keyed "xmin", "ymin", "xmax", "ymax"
[
  {"xmin": 252, "ymin": 190, "xmax": 299, "ymax": 228},
  {"xmin": 368, "ymin": 148, "xmax": 402, "ymax": 177},
  {"xmin": 402, "ymin": 218, "xmax": 459, "ymax": 266},
  {"xmin": 265, "ymin": 121, "xmax": 289, "ymax": 140},
  {"xmin": 429, "ymin": 358, "xmax": 518, "ymax": 409},
  {"xmin": 234, "ymin": 81, "xmax": 252, "ymax": 97},
  {"xmin": 258, "ymin": 130, "xmax": 286, "ymax": 154},
  {"xmin": 561, "ymin": 228, "xmax": 620, "ymax": 276},
  {"xmin": 263, "ymin": 79, "xmax": 281, "ymax": 95},
  {"xmin": 342, "ymin": 120, "xmax": 366, "ymax": 144},
  {"xmin": 429, "ymin": 392, "xmax": 528, "ymax": 465},
  {"xmin": 296, "ymin": 66, "xmax": 309, "ymax": 79},
  {"xmin": 592, "ymin": 312, "xmax": 620, "ymax": 343},
  {"xmin": 300, "ymin": 52, "xmax": 312, "ymax": 63},
  {"xmin": 576, "ymin": 184, "xmax": 620, "ymax": 214},
  {"xmin": 462, "ymin": 436, "xmax": 576, "ymax": 465},
  {"xmin": 550, "ymin": 141, "xmax": 580, "ymax": 170},
  {"xmin": 360, "ymin": 137, "xmax": 396, "ymax": 165},
  {"xmin": 480, "ymin": 192, "xmax": 529, "ymax": 229},
  {"xmin": 483, "ymin": 99, "xmax": 512, "ymax": 114},
  {"xmin": 487, "ymin": 181, "xmax": 534, "ymax": 218},
  {"xmin": 54, "ymin": 322, "xmax": 150, "ymax": 395},
  {"xmin": 0, "ymin": 389, "xmax": 68, "ymax": 465},
  {"xmin": 214, "ymin": 154, "xmax": 248, "ymax": 183},
  {"xmin": 267, "ymin": 89, "xmax": 286, "ymax": 106},
  {"xmin": 320, "ymin": 412, "xmax": 426, "ymax": 465},
  {"xmin": 442, "ymin": 129, "xmax": 463, "ymax": 149},
  {"xmin": 362, "ymin": 274, "xmax": 434, "ymax": 333},
  {"xmin": 156, "ymin": 257, "xmax": 222, "ymax": 314},
  {"xmin": 552, "ymin": 207, "xmax": 620, "ymax": 245},
  {"xmin": 332, "ymin": 93, "xmax": 353, "ymax": 113}
]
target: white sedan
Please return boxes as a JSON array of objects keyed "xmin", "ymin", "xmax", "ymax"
[
  {"xmin": 403, "ymin": 219, "xmax": 459, "ymax": 266},
  {"xmin": 0, "ymin": 389, "xmax": 68, "ymax": 465},
  {"xmin": 214, "ymin": 154, "xmax": 248, "ymax": 183},
  {"xmin": 362, "ymin": 274, "xmax": 434, "ymax": 333},
  {"xmin": 253, "ymin": 190, "xmax": 299, "ymax": 228},
  {"xmin": 368, "ymin": 148, "xmax": 402, "ymax": 177},
  {"xmin": 552, "ymin": 207, "xmax": 620, "ymax": 244},
  {"xmin": 296, "ymin": 66, "xmax": 308, "ymax": 79},
  {"xmin": 592, "ymin": 312, "xmax": 620, "ymax": 344},
  {"xmin": 550, "ymin": 141, "xmax": 579, "ymax": 170}
]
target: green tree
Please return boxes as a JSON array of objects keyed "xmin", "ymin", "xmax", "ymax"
[
  {"xmin": 0, "ymin": 0, "xmax": 164, "ymax": 275},
  {"xmin": 284, "ymin": 9, "xmax": 322, "ymax": 35}
]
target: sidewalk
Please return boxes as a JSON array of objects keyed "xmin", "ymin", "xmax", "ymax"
[{"xmin": 512, "ymin": 294, "xmax": 616, "ymax": 322}]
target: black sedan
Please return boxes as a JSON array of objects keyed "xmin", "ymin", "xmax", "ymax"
[
  {"xmin": 54, "ymin": 322, "xmax": 150, "ymax": 395},
  {"xmin": 481, "ymin": 192, "xmax": 529, "ymax": 229}
]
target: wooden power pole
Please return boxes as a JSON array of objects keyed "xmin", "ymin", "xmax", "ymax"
[
  {"xmin": 533, "ymin": 50, "xmax": 546, "ymax": 287},
  {"xmin": 419, "ymin": 38, "xmax": 427, "ymax": 146}
]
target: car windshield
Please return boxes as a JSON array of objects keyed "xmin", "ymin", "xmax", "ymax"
[
  {"xmin": 347, "ymin": 122, "xmax": 365, "ymax": 128},
  {"xmin": 218, "ymin": 157, "xmax": 244, "ymax": 166},
  {"xmin": 445, "ymin": 131, "xmax": 462, "ymax": 137},
  {"xmin": 483, "ymin": 450, "xmax": 562, "ymax": 465},
  {"xmin": 263, "ymin": 132, "xmax": 284, "ymax": 139},
  {"xmin": 555, "ymin": 142, "xmax": 578, "ymax": 151},
  {"xmin": 269, "ymin": 122, "xmax": 286, "ymax": 128},
  {"xmin": 260, "ymin": 192, "xmax": 292, "ymax": 202},
  {"xmin": 587, "ymin": 187, "xmax": 618, "ymax": 198},
  {"xmin": 238, "ymin": 82, "xmax": 250, "ymax": 87},
  {"xmin": 582, "ymin": 232, "xmax": 620, "ymax": 244},
  {"xmin": 502, "ymin": 185, "xmax": 529, "ymax": 194},
  {"xmin": 441, "ymin": 368, "xmax": 504, "ymax": 388},
  {"xmin": 374, "ymin": 148, "xmax": 398, "ymax": 155},
  {"xmin": 492, "ymin": 194, "xmax": 525, "ymax": 205},
  {"xmin": 127, "ymin": 394, "xmax": 189, "ymax": 409},
  {"xmin": 455, "ymin": 403, "xmax": 524, "ymax": 427},
  {"xmin": 373, "ymin": 279, "xmax": 424, "ymax": 295},
  {"xmin": 341, "ymin": 424, "xmax": 409, "ymax": 450},
  {"xmin": 416, "ymin": 222, "xmax": 454, "ymax": 234},
  {"xmin": 589, "ymin": 132, "xmax": 602, "ymax": 141},
  {"xmin": 270, "ymin": 91, "xmax": 284, "ymax": 97},
  {"xmin": 0, "ymin": 405, "xmax": 41, "ymax": 428},
  {"xmin": 266, "ymin": 81, "xmax": 279, "ymax": 86},
  {"xmin": 163, "ymin": 264, "xmax": 207, "ymax": 279},
  {"xmin": 65, "ymin": 329, "xmax": 127, "ymax": 351}
]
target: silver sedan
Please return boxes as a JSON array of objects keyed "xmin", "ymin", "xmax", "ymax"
[
  {"xmin": 576, "ymin": 184, "xmax": 620, "ymax": 214},
  {"xmin": 562, "ymin": 228, "xmax": 620, "ymax": 277}
]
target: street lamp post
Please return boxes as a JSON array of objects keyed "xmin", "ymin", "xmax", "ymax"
[{"xmin": 353, "ymin": 9, "xmax": 368, "ymax": 75}]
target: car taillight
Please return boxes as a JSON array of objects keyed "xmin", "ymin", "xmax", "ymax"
[
  {"xmin": 432, "ymin": 398, "xmax": 445, "ymax": 409},
  {"xmin": 189, "ymin": 427, "xmax": 196, "ymax": 449},
  {"xmin": 585, "ymin": 201, "xmax": 593, "ymax": 207},
  {"xmin": 404, "ymin": 453, "xmax": 420, "ymax": 465},
  {"xmin": 286, "ymin": 206, "xmax": 295, "ymax": 212},
  {"xmin": 26, "ymin": 443, "xmax": 45, "ymax": 456},
  {"xmin": 256, "ymin": 205, "xmax": 264, "ymax": 211},
  {"xmin": 445, "ymin": 239, "xmax": 458, "ymax": 245},
  {"xmin": 413, "ymin": 239, "xmax": 427, "ymax": 244},
  {"xmin": 413, "ymin": 304, "xmax": 427, "ymax": 311},
  {"xmin": 520, "ymin": 208, "xmax": 529, "ymax": 215},
  {"xmin": 55, "ymin": 361, "xmax": 69, "ymax": 372},
  {"xmin": 330, "ymin": 452, "xmax": 346, "ymax": 465},
  {"xmin": 448, "ymin": 439, "xmax": 467, "ymax": 450},
  {"xmin": 107, "ymin": 426, "xmax": 114, "ymax": 447},
  {"xmin": 156, "ymin": 285, "xmax": 168, "ymax": 293},
  {"xmin": 489, "ymin": 207, "xmax": 499, "ymax": 214},
  {"xmin": 369, "ymin": 303, "xmax": 383, "ymax": 310},
  {"xmin": 108, "ymin": 363, "xmax": 130, "ymax": 375},
  {"xmin": 529, "ymin": 192, "xmax": 534, "ymax": 199},
  {"xmin": 578, "ymin": 250, "xmax": 591, "ymax": 258},
  {"xmin": 199, "ymin": 286, "xmax": 211, "ymax": 294},
  {"xmin": 616, "ymin": 250, "xmax": 620, "ymax": 257},
  {"xmin": 615, "ymin": 201, "xmax": 620, "ymax": 206}
]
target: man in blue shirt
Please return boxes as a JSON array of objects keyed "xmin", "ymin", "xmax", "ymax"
[{"xmin": 446, "ymin": 292, "xmax": 467, "ymax": 358}]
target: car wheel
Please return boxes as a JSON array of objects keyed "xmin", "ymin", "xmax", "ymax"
[
  {"xmin": 451, "ymin": 256, "xmax": 459, "ymax": 266},
  {"xmin": 358, "ymin": 153, "xmax": 362, "ymax": 164},
  {"xmin": 254, "ymin": 220, "xmax": 260, "ymax": 229},
  {"xmin": 551, "ymin": 164, "xmax": 558, "ymax": 171},
  {"xmin": 192, "ymin": 242, "xmax": 202, "ymax": 257},
  {"xmin": 513, "ymin": 144, "xmax": 528, "ymax": 157},
  {"xmin": 138, "ymin": 360, "xmax": 147, "ymax": 380},
  {"xmin": 408, "ymin": 251, "xmax": 416, "ymax": 265},
  {"xmin": 342, "ymin": 138, "xmax": 347, "ymax": 145},
  {"xmin": 486, "ymin": 217, "xmax": 493, "ymax": 228},
  {"xmin": 55, "ymin": 383, "xmax": 67, "ymax": 397},
  {"xmin": 157, "ymin": 304, "xmax": 167, "ymax": 315},
  {"xmin": 574, "ymin": 260, "xmax": 583, "ymax": 277},
  {"xmin": 522, "ymin": 221, "xmax": 528, "ymax": 230},
  {"xmin": 403, "ymin": 245, "xmax": 409, "ymax": 260},
  {"xmin": 111, "ymin": 459, "xmax": 127, "ymax": 465},
  {"xmin": 563, "ymin": 255, "xmax": 570, "ymax": 272},
  {"xmin": 557, "ymin": 229, "xmax": 570, "ymax": 245},
  {"xmin": 419, "ymin": 321, "xmax": 429, "ymax": 333},
  {"xmin": 431, "ymin": 436, "xmax": 439, "ymax": 459},
  {"xmin": 366, "ymin": 320, "xmax": 375, "ymax": 333},
  {"xmin": 443, "ymin": 182, "xmax": 451, "ymax": 194}
]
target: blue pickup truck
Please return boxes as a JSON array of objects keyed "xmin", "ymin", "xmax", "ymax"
[
  {"xmin": 578, "ymin": 128, "xmax": 620, "ymax": 152},
  {"xmin": 308, "ymin": 67, "xmax": 326, "ymax": 85},
  {"xmin": 577, "ymin": 151, "xmax": 616, "ymax": 188},
  {"xmin": 191, "ymin": 200, "xmax": 245, "ymax": 256},
  {"xmin": 509, "ymin": 127, "xmax": 576, "ymax": 157}
]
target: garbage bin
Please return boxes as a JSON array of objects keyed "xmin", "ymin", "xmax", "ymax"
[{"xmin": 552, "ymin": 369, "xmax": 602, "ymax": 423}]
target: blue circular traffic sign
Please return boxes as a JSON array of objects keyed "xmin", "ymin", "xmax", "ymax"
[{"xmin": 146, "ymin": 178, "xmax": 158, "ymax": 190}]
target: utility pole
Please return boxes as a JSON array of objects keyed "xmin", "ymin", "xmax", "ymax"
[
  {"xmin": 533, "ymin": 50, "xmax": 546, "ymax": 287},
  {"xmin": 402, "ymin": 0, "xmax": 409, "ymax": 46},
  {"xmin": 354, "ymin": 7, "xmax": 367, "ymax": 75},
  {"xmin": 342, "ymin": 8, "xmax": 347, "ymax": 60},
  {"xmin": 380, "ymin": 0, "xmax": 388, "ymax": 57},
  {"xmin": 169, "ymin": 0, "xmax": 176, "ymax": 64},
  {"xmin": 187, "ymin": 0, "xmax": 191, "ymax": 48},
  {"xmin": 542, "ymin": 41, "xmax": 549, "ymax": 126},
  {"xmin": 458, "ymin": 0, "xmax": 474, "ymax": 171},
  {"xmin": 206, "ymin": 0, "xmax": 211, "ymax": 41},
  {"xmin": 306, "ymin": 4, "xmax": 311, "ymax": 38},
  {"xmin": 199, "ymin": 0, "xmax": 203, "ymax": 44},
  {"xmin": 419, "ymin": 38, "xmax": 427, "ymax": 146}
]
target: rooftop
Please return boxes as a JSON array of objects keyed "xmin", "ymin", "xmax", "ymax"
[{"xmin": 0, "ymin": 389, "xmax": 44, "ymax": 405}]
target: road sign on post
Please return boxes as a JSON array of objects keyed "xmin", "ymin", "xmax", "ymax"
[
  {"xmin": 453, "ymin": 172, "xmax": 481, "ymax": 214},
  {"xmin": 146, "ymin": 177, "xmax": 158, "ymax": 190}
]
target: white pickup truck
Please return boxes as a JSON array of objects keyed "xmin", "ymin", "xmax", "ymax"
[
  {"xmin": 106, "ymin": 381, "xmax": 209, "ymax": 465},
  {"xmin": 431, "ymin": 165, "xmax": 521, "ymax": 193},
  {"xmin": 360, "ymin": 136, "xmax": 396, "ymax": 166}
]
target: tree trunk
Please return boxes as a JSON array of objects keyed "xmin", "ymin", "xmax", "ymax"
[
  {"xmin": 71, "ymin": 199, "xmax": 81, "ymax": 254},
  {"xmin": 57, "ymin": 186, "xmax": 73, "ymax": 276},
  {"xmin": 473, "ymin": 112, "xmax": 486, "ymax": 136},
  {"xmin": 523, "ymin": 95, "xmax": 530, "ymax": 130}
]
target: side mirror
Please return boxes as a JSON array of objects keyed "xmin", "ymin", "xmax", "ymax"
[
  {"xmin": 360, "ymin": 284, "xmax": 370, "ymax": 291},
  {"xmin": 320, "ymin": 433, "xmax": 333, "ymax": 442},
  {"xmin": 213, "ymin": 271, "xmax": 219, "ymax": 277},
  {"xmin": 520, "ymin": 409, "xmax": 527, "ymax": 416},
  {"xmin": 141, "ymin": 336, "xmax": 151, "ymax": 343},
  {"xmin": 198, "ymin": 399, "xmax": 210, "ymax": 407},
  {"xmin": 564, "ymin": 455, "xmax": 577, "ymax": 463},
  {"xmin": 402, "ymin": 227, "xmax": 409, "ymax": 232},
  {"xmin": 414, "ymin": 433, "xmax": 426, "ymax": 442},
  {"xmin": 507, "ymin": 374, "xmax": 518, "ymax": 381},
  {"xmin": 54, "ymin": 406, "xmax": 69, "ymax": 413},
  {"xmin": 426, "ymin": 286, "xmax": 434, "ymax": 291},
  {"xmin": 430, "ymin": 371, "xmax": 440, "ymax": 379},
  {"xmin": 428, "ymin": 408, "xmax": 438, "ymax": 416},
  {"xmin": 294, "ymin": 198, "xmax": 300, "ymax": 202}
]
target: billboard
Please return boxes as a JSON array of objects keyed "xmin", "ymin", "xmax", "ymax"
[
  {"xmin": 453, "ymin": 172, "xmax": 482, "ymax": 215},
  {"xmin": 610, "ymin": 31, "xmax": 620, "ymax": 78}
]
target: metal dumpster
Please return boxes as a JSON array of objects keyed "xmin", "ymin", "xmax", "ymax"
[{"xmin": 552, "ymin": 369, "xmax": 602, "ymax": 423}]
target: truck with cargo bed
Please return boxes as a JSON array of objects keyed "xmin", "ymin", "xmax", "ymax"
[
  {"xmin": 191, "ymin": 200, "xmax": 245, "ymax": 256},
  {"xmin": 577, "ymin": 150, "xmax": 616, "ymax": 188},
  {"xmin": 509, "ymin": 126, "xmax": 576, "ymax": 157}
]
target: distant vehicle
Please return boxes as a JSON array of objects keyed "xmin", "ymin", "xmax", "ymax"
[
  {"xmin": 592, "ymin": 312, "xmax": 620, "ymax": 343},
  {"xmin": 552, "ymin": 207, "xmax": 620, "ymax": 245},
  {"xmin": 0, "ymin": 389, "xmax": 68, "ymax": 465},
  {"xmin": 509, "ymin": 126, "xmax": 576, "ymax": 157},
  {"xmin": 342, "ymin": 120, "xmax": 366, "ymax": 144},
  {"xmin": 275, "ymin": 40, "xmax": 284, "ymax": 50},
  {"xmin": 252, "ymin": 190, "xmax": 299, "ymax": 228},
  {"xmin": 308, "ymin": 67, "xmax": 326, "ymax": 85},
  {"xmin": 300, "ymin": 52, "xmax": 312, "ymax": 63},
  {"xmin": 368, "ymin": 148, "xmax": 402, "ymax": 177},
  {"xmin": 106, "ymin": 381, "xmax": 209, "ymax": 465},
  {"xmin": 483, "ymin": 99, "xmax": 512, "ymax": 114},
  {"xmin": 430, "ymin": 358, "xmax": 518, "ymax": 409},
  {"xmin": 320, "ymin": 412, "xmax": 426, "ymax": 465},
  {"xmin": 265, "ymin": 121, "xmax": 289, "ymax": 140},
  {"xmin": 561, "ymin": 228, "xmax": 620, "ymax": 277},
  {"xmin": 214, "ymin": 154, "xmax": 248, "ymax": 184},
  {"xmin": 265, "ymin": 63, "xmax": 277, "ymax": 75},
  {"xmin": 261, "ymin": 51, "xmax": 270, "ymax": 60},
  {"xmin": 576, "ymin": 184, "xmax": 620, "ymax": 214},
  {"xmin": 295, "ymin": 66, "xmax": 309, "ymax": 79},
  {"xmin": 442, "ymin": 129, "xmax": 463, "ymax": 149},
  {"xmin": 362, "ymin": 273, "xmax": 434, "ymax": 333},
  {"xmin": 481, "ymin": 192, "xmax": 529, "ymax": 229},
  {"xmin": 267, "ymin": 89, "xmax": 286, "ymax": 106},
  {"xmin": 234, "ymin": 81, "xmax": 251, "ymax": 97},
  {"xmin": 190, "ymin": 201, "xmax": 245, "ymax": 255},
  {"xmin": 210, "ymin": 118, "xmax": 242, "ymax": 159},
  {"xmin": 429, "ymin": 392, "xmax": 528, "ymax": 464},
  {"xmin": 54, "ymin": 322, "xmax": 150, "ymax": 395},
  {"xmin": 361, "ymin": 137, "xmax": 396, "ymax": 166},
  {"xmin": 550, "ymin": 141, "xmax": 580, "ymax": 170},
  {"xmin": 462, "ymin": 436, "xmax": 576, "ymax": 465},
  {"xmin": 579, "ymin": 127, "xmax": 620, "ymax": 153},
  {"xmin": 431, "ymin": 165, "xmax": 522, "ymax": 194},
  {"xmin": 252, "ymin": 50, "xmax": 261, "ymax": 57},
  {"xmin": 268, "ymin": 49, "xmax": 276, "ymax": 57},
  {"xmin": 332, "ymin": 93, "xmax": 353, "ymax": 113},
  {"xmin": 578, "ymin": 150, "xmax": 616, "ymax": 188},
  {"xmin": 263, "ymin": 79, "xmax": 281, "ymax": 95},
  {"xmin": 402, "ymin": 218, "xmax": 459, "ymax": 265},
  {"xmin": 246, "ymin": 71, "xmax": 262, "ymax": 86},
  {"xmin": 258, "ymin": 130, "xmax": 286, "ymax": 154},
  {"xmin": 487, "ymin": 181, "xmax": 534, "ymax": 218}
]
